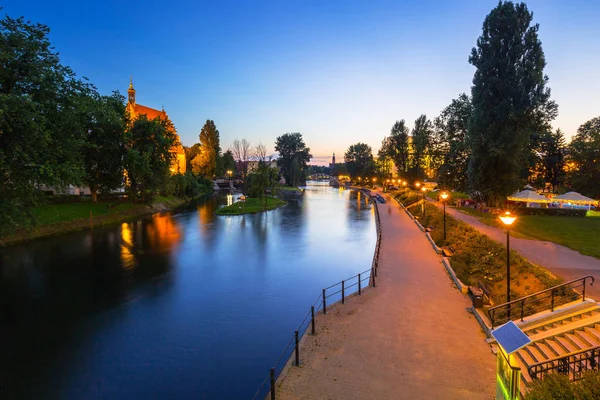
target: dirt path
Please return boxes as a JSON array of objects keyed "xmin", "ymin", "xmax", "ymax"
[{"xmin": 276, "ymin": 193, "xmax": 495, "ymax": 400}]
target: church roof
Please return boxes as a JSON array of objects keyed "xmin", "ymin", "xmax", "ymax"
[{"xmin": 133, "ymin": 104, "xmax": 167, "ymax": 120}]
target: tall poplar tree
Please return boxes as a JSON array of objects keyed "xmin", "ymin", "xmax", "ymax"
[
  {"xmin": 411, "ymin": 114, "xmax": 432, "ymax": 180},
  {"xmin": 388, "ymin": 120, "xmax": 410, "ymax": 176},
  {"xmin": 435, "ymin": 94, "xmax": 472, "ymax": 191},
  {"xmin": 467, "ymin": 1, "xmax": 557, "ymax": 205},
  {"xmin": 193, "ymin": 119, "xmax": 221, "ymax": 178}
]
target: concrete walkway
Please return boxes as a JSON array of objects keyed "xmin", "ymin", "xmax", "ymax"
[
  {"xmin": 428, "ymin": 198, "xmax": 600, "ymax": 299},
  {"xmin": 277, "ymin": 193, "xmax": 496, "ymax": 400}
]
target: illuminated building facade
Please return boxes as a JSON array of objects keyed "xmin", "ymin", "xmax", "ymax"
[{"xmin": 126, "ymin": 79, "xmax": 186, "ymax": 174}]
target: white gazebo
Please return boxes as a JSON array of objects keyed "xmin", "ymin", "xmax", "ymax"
[
  {"xmin": 506, "ymin": 190, "xmax": 550, "ymax": 207},
  {"xmin": 552, "ymin": 192, "xmax": 599, "ymax": 210}
]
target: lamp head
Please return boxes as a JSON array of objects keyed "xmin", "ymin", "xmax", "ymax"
[
  {"xmin": 415, "ymin": 182, "xmax": 421, "ymax": 188},
  {"xmin": 499, "ymin": 211, "xmax": 517, "ymax": 226},
  {"xmin": 440, "ymin": 192, "xmax": 449, "ymax": 200},
  {"xmin": 421, "ymin": 187, "xmax": 426, "ymax": 192}
]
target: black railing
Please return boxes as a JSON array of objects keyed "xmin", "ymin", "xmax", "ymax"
[
  {"xmin": 488, "ymin": 276, "xmax": 595, "ymax": 328},
  {"xmin": 251, "ymin": 190, "xmax": 382, "ymax": 400},
  {"xmin": 528, "ymin": 346, "xmax": 600, "ymax": 381}
]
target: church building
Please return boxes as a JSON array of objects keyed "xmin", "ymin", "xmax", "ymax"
[{"xmin": 126, "ymin": 79, "xmax": 186, "ymax": 174}]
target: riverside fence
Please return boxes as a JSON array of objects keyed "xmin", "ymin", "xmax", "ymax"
[{"xmin": 251, "ymin": 189, "xmax": 382, "ymax": 400}]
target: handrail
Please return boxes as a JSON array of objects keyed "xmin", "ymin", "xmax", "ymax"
[
  {"xmin": 528, "ymin": 345, "xmax": 600, "ymax": 381},
  {"xmin": 488, "ymin": 275, "xmax": 595, "ymax": 327},
  {"xmin": 251, "ymin": 188, "xmax": 382, "ymax": 400}
]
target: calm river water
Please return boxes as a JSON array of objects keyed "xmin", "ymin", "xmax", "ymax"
[{"xmin": 0, "ymin": 182, "xmax": 375, "ymax": 399}]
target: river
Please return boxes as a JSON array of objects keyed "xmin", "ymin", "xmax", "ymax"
[{"xmin": 0, "ymin": 182, "xmax": 376, "ymax": 399}]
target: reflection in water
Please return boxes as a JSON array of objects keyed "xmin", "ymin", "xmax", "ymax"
[
  {"xmin": 226, "ymin": 193, "xmax": 233, "ymax": 206},
  {"xmin": 0, "ymin": 186, "xmax": 375, "ymax": 399},
  {"xmin": 145, "ymin": 213, "xmax": 181, "ymax": 251},
  {"xmin": 120, "ymin": 222, "xmax": 136, "ymax": 269}
]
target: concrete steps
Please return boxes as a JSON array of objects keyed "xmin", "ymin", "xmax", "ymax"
[{"xmin": 508, "ymin": 303, "xmax": 600, "ymax": 395}]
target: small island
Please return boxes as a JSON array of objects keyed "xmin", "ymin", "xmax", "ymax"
[{"xmin": 216, "ymin": 196, "xmax": 287, "ymax": 215}]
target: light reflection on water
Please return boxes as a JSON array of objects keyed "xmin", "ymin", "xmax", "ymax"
[{"xmin": 0, "ymin": 183, "xmax": 375, "ymax": 399}]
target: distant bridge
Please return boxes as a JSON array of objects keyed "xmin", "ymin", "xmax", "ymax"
[{"xmin": 307, "ymin": 174, "xmax": 333, "ymax": 180}]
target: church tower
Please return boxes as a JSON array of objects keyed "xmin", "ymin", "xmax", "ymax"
[
  {"xmin": 128, "ymin": 77, "xmax": 136, "ymax": 106},
  {"xmin": 332, "ymin": 152, "xmax": 336, "ymax": 165}
]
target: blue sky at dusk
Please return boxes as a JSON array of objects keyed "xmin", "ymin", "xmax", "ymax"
[{"xmin": 3, "ymin": 0, "xmax": 599, "ymax": 165}]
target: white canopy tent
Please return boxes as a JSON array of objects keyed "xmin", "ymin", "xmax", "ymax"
[
  {"xmin": 552, "ymin": 192, "xmax": 599, "ymax": 210},
  {"xmin": 506, "ymin": 190, "xmax": 551, "ymax": 207}
]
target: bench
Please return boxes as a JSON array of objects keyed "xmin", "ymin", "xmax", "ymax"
[{"xmin": 441, "ymin": 245, "xmax": 455, "ymax": 257}]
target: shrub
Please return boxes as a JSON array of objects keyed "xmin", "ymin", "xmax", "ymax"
[
  {"xmin": 516, "ymin": 208, "xmax": 587, "ymax": 217},
  {"xmin": 526, "ymin": 370, "xmax": 600, "ymax": 400}
]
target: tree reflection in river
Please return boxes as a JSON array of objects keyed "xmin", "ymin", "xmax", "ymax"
[{"xmin": 0, "ymin": 184, "xmax": 375, "ymax": 399}]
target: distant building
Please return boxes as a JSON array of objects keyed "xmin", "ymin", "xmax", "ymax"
[
  {"xmin": 329, "ymin": 152, "xmax": 336, "ymax": 170},
  {"xmin": 246, "ymin": 159, "xmax": 278, "ymax": 173},
  {"xmin": 126, "ymin": 79, "xmax": 186, "ymax": 174}
]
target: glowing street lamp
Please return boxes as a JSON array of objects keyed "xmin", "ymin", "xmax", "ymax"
[
  {"xmin": 421, "ymin": 186, "xmax": 427, "ymax": 216},
  {"xmin": 499, "ymin": 211, "xmax": 517, "ymax": 319},
  {"xmin": 403, "ymin": 181, "xmax": 407, "ymax": 187},
  {"xmin": 440, "ymin": 192, "xmax": 449, "ymax": 240}
]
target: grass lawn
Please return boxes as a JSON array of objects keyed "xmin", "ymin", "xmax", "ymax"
[
  {"xmin": 407, "ymin": 202, "xmax": 562, "ymax": 301},
  {"xmin": 278, "ymin": 186, "xmax": 301, "ymax": 192},
  {"xmin": 454, "ymin": 206, "xmax": 600, "ymax": 259},
  {"xmin": 33, "ymin": 200, "xmax": 140, "ymax": 225},
  {"xmin": 511, "ymin": 215, "xmax": 600, "ymax": 259},
  {"xmin": 216, "ymin": 196, "xmax": 286, "ymax": 215}
]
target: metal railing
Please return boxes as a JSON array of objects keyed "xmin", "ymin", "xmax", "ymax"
[
  {"xmin": 251, "ymin": 190, "xmax": 382, "ymax": 400},
  {"xmin": 488, "ymin": 276, "xmax": 595, "ymax": 328},
  {"xmin": 528, "ymin": 346, "xmax": 600, "ymax": 381}
]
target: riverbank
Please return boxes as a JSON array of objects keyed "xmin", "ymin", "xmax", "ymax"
[
  {"xmin": 215, "ymin": 196, "xmax": 286, "ymax": 215},
  {"xmin": 0, "ymin": 196, "xmax": 191, "ymax": 246}
]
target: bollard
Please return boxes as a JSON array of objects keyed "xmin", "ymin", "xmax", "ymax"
[
  {"xmin": 322, "ymin": 289, "xmax": 327, "ymax": 314},
  {"xmin": 270, "ymin": 368, "xmax": 275, "ymax": 400},
  {"xmin": 358, "ymin": 273, "xmax": 361, "ymax": 295},
  {"xmin": 294, "ymin": 330, "xmax": 300, "ymax": 366},
  {"xmin": 342, "ymin": 280, "xmax": 345, "ymax": 304},
  {"xmin": 311, "ymin": 306, "xmax": 315, "ymax": 335}
]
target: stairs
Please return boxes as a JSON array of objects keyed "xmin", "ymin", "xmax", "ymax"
[{"xmin": 492, "ymin": 301, "xmax": 600, "ymax": 394}]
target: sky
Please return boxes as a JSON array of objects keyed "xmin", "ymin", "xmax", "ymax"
[{"xmin": 3, "ymin": 0, "xmax": 600, "ymax": 165}]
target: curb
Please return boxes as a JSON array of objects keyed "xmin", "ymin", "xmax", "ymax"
[
  {"xmin": 442, "ymin": 257, "xmax": 469, "ymax": 294},
  {"xmin": 425, "ymin": 233, "xmax": 443, "ymax": 254},
  {"xmin": 414, "ymin": 218, "xmax": 426, "ymax": 232}
]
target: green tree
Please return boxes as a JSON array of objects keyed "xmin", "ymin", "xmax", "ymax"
[
  {"xmin": 344, "ymin": 143, "xmax": 373, "ymax": 179},
  {"xmin": 193, "ymin": 119, "xmax": 221, "ymax": 178},
  {"xmin": 530, "ymin": 129, "xmax": 566, "ymax": 192},
  {"xmin": 388, "ymin": 120, "xmax": 411, "ymax": 176},
  {"xmin": 567, "ymin": 117, "xmax": 600, "ymax": 198},
  {"xmin": 467, "ymin": 1, "xmax": 558, "ymax": 205},
  {"xmin": 435, "ymin": 94, "xmax": 472, "ymax": 191},
  {"xmin": 0, "ymin": 14, "xmax": 92, "ymax": 234},
  {"xmin": 246, "ymin": 143, "xmax": 278, "ymax": 206},
  {"xmin": 411, "ymin": 114, "xmax": 432, "ymax": 180},
  {"xmin": 221, "ymin": 149, "xmax": 236, "ymax": 175},
  {"xmin": 124, "ymin": 115, "xmax": 177, "ymax": 202},
  {"xmin": 275, "ymin": 132, "xmax": 312, "ymax": 186},
  {"xmin": 184, "ymin": 143, "xmax": 201, "ymax": 174},
  {"xmin": 82, "ymin": 91, "xmax": 127, "ymax": 202}
]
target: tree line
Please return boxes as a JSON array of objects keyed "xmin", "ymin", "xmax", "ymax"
[{"xmin": 356, "ymin": 1, "xmax": 599, "ymax": 205}]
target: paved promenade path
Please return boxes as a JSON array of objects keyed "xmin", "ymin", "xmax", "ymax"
[
  {"xmin": 427, "ymin": 198, "xmax": 600, "ymax": 300},
  {"xmin": 277, "ymin": 193, "xmax": 495, "ymax": 400}
]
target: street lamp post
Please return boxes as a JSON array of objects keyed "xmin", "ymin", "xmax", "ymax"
[
  {"xmin": 440, "ymin": 192, "xmax": 449, "ymax": 241},
  {"xmin": 499, "ymin": 211, "xmax": 517, "ymax": 319},
  {"xmin": 421, "ymin": 186, "xmax": 427, "ymax": 216}
]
